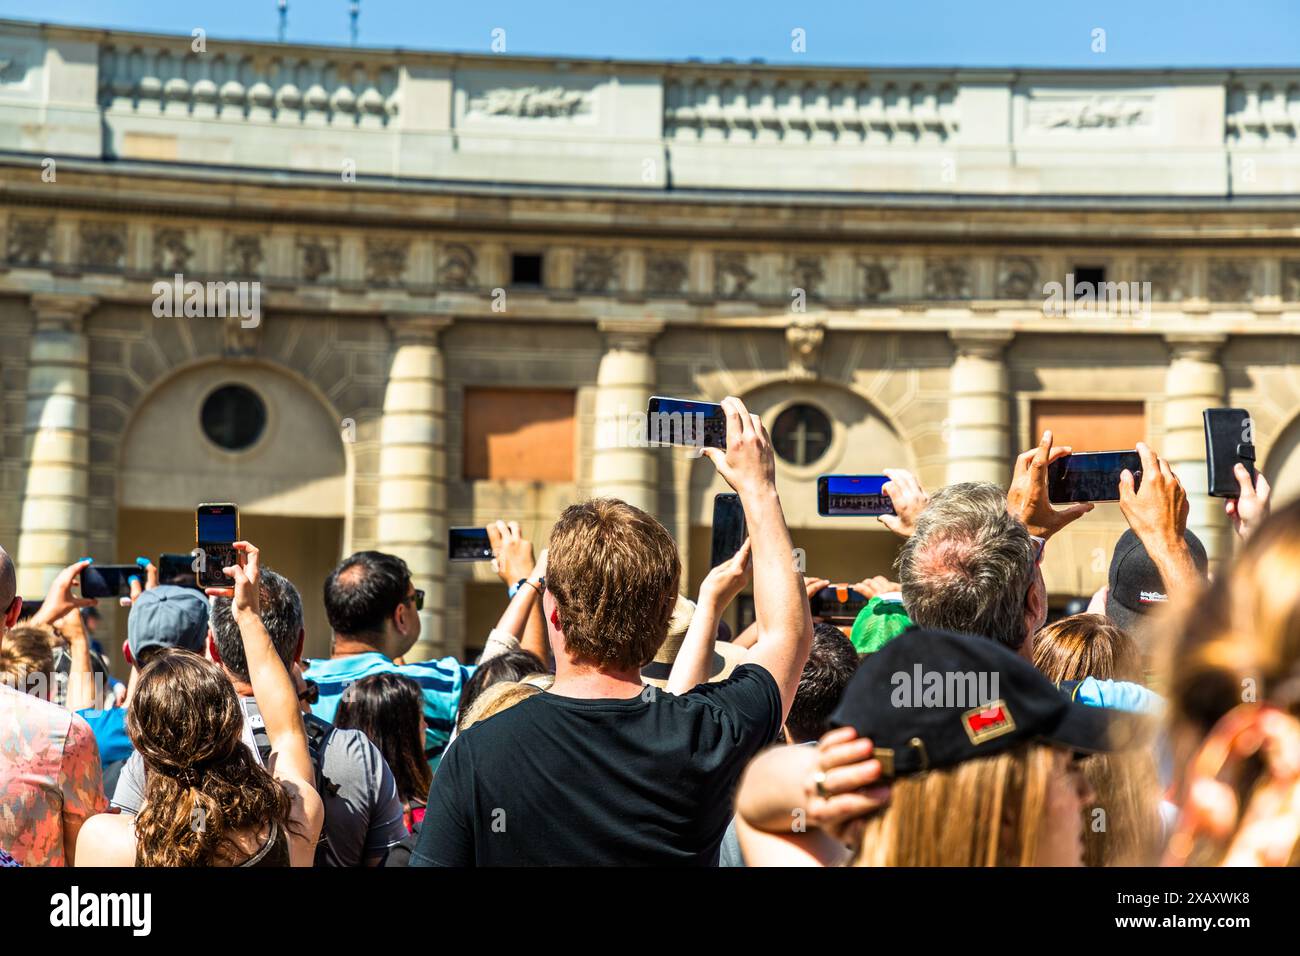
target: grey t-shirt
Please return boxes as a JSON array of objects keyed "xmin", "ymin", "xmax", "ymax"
[{"xmin": 112, "ymin": 696, "xmax": 407, "ymax": 866}]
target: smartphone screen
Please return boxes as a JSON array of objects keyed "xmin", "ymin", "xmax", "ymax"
[
  {"xmin": 158, "ymin": 552, "xmax": 201, "ymax": 590},
  {"xmin": 449, "ymin": 527, "xmax": 494, "ymax": 562},
  {"xmin": 817, "ymin": 475, "xmax": 895, "ymax": 517},
  {"xmin": 646, "ymin": 396, "xmax": 727, "ymax": 450},
  {"xmin": 710, "ymin": 493, "xmax": 747, "ymax": 569},
  {"xmin": 810, "ymin": 586, "xmax": 867, "ymax": 622},
  {"xmin": 79, "ymin": 564, "xmax": 137, "ymax": 599},
  {"xmin": 196, "ymin": 503, "xmax": 239, "ymax": 588},
  {"xmin": 1046, "ymin": 451, "xmax": 1142, "ymax": 503}
]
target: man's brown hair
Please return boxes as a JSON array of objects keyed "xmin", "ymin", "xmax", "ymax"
[{"xmin": 546, "ymin": 498, "xmax": 681, "ymax": 671}]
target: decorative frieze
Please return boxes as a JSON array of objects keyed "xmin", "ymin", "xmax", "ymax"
[
  {"xmin": 365, "ymin": 238, "xmax": 409, "ymax": 286},
  {"xmin": 226, "ymin": 234, "xmax": 264, "ymax": 277},
  {"xmin": 645, "ymin": 252, "xmax": 688, "ymax": 295},
  {"xmin": 438, "ymin": 243, "xmax": 477, "ymax": 290},
  {"xmin": 6, "ymin": 216, "xmax": 52, "ymax": 266},
  {"xmin": 154, "ymin": 227, "xmax": 194, "ymax": 274},
  {"xmin": 715, "ymin": 252, "xmax": 755, "ymax": 299},
  {"xmin": 996, "ymin": 256, "xmax": 1039, "ymax": 300},
  {"xmin": 79, "ymin": 221, "xmax": 127, "ymax": 270},
  {"xmin": 299, "ymin": 237, "xmax": 334, "ymax": 282},
  {"xmin": 574, "ymin": 250, "xmax": 619, "ymax": 294},
  {"xmin": 1207, "ymin": 259, "xmax": 1253, "ymax": 302},
  {"xmin": 925, "ymin": 258, "xmax": 971, "ymax": 300}
]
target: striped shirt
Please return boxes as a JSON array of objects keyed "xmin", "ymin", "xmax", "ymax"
[{"xmin": 305, "ymin": 652, "xmax": 474, "ymax": 768}]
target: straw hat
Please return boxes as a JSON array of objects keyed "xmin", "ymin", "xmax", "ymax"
[{"xmin": 640, "ymin": 594, "xmax": 748, "ymax": 690}]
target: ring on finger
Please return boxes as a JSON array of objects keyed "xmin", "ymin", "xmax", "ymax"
[{"xmin": 813, "ymin": 770, "xmax": 830, "ymax": 799}]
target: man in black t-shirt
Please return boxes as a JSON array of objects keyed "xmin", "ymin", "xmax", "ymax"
[{"xmin": 412, "ymin": 395, "xmax": 813, "ymax": 866}]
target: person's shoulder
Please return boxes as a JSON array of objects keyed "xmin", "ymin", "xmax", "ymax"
[
  {"xmin": 1, "ymin": 684, "xmax": 74, "ymax": 730},
  {"xmin": 397, "ymin": 656, "xmax": 468, "ymax": 680},
  {"xmin": 76, "ymin": 812, "xmax": 135, "ymax": 865},
  {"xmin": 681, "ymin": 663, "xmax": 779, "ymax": 701}
]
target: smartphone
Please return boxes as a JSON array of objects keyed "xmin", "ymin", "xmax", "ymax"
[
  {"xmin": 449, "ymin": 527, "xmax": 493, "ymax": 562},
  {"xmin": 158, "ymin": 552, "xmax": 201, "ymax": 590},
  {"xmin": 79, "ymin": 564, "xmax": 137, "ymax": 599},
  {"xmin": 810, "ymin": 585, "xmax": 867, "ymax": 623},
  {"xmin": 1047, "ymin": 451, "xmax": 1142, "ymax": 504},
  {"xmin": 196, "ymin": 502, "xmax": 239, "ymax": 588},
  {"xmin": 645, "ymin": 396, "xmax": 727, "ymax": 450},
  {"xmin": 710, "ymin": 493, "xmax": 747, "ymax": 569},
  {"xmin": 1203, "ymin": 408, "xmax": 1256, "ymax": 498},
  {"xmin": 817, "ymin": 475, "xmax": 896, "ymax": 517}
]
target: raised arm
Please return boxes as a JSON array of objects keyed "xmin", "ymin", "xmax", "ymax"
[
  {"xmin": 666, "ymin": 539, "xmax": 751, "ymax": 694},
  {"xmin": 206, "ymin": 544, "xmax": 315, "ymax": 789},
  {"xmin": 734, "ymin": 727, "xmax": 888, "ymax": 867},
  {"xmin": 59, "ymin": 608, "xmax": 97, "ymax": 712},
  {"xmin": 702, "ymin": 396, "xmax": 811, "ymax": 719},
  {"xmin": 1118, "ymin": 442, "xmax": 1202, "ymax": 597},
  {"xmin": 1007, "ymin": 430, "xmax": 1094, "ymax": 539}
]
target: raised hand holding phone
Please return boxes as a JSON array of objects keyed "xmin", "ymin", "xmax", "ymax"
[{"xmin": 1008, "ymin": 430, "xmax": 1094, "ymax": 538}]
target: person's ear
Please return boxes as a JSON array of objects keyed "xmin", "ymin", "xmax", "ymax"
[
  {"xmin": 206, "ymin": 630, "xmax": 222, "ymax": 666},
  {"xmin": 293, "ymin": 629, "xmax": 305, "ymax": 664},
  {"xmin": 122, "ymin": 639, "xmax": 134, "ymax": 667},
  {"xmin": 4, "ymin": 596, "xmax": 22, "ymax": 629}
]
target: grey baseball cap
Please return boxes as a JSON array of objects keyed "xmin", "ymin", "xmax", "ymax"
[{"xmin": 127, "ymin": 584, "xmax": 210, "ymax": 663}]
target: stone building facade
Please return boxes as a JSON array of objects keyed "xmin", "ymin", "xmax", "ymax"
[{"xmin": 1, "ymin": 19, "xmax": 1300, "ymax": 668}]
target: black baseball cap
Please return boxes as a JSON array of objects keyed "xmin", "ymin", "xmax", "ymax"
[
  {"xmin": 830, "ymin": 628, "xmax": 1141, "ymax": 778},
  {"xmin": 1105, "ymin": 528, "xmax": 1209, "ymax": 632}
]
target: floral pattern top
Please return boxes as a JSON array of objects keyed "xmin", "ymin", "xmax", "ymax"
[{"xmin": 0, "ymin": 684, "xmax": 107, "ymax": 866}]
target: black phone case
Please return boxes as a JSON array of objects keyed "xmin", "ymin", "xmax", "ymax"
[{"xmin": 1203, "ymin": 408, "xmax": 1256, "ymax": 498}]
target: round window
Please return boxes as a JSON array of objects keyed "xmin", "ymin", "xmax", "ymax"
[
  {"xmin": 771, "ymin": 403, "xmax": 832, "ymax": 467},
  {"xmin": 201, "ymin": 384, "xmax": 267, "ymax": 452}
]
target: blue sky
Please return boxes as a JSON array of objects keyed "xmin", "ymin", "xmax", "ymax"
[{"xmin": 1, "ymin": 0, "xmax": 1296, "ymax": 67}]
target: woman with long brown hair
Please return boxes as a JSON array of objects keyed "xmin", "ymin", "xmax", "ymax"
[
  {"xmin": 1033, "ymin": 613, "xmax": 1163, "ymax": 866},
  {"xmin": 76, "ymin": 542, "xmax": 323, "ymax": 866},
  {"xmin": 334, "ymin": 672, "xmax": 432, "ymax": 832}
]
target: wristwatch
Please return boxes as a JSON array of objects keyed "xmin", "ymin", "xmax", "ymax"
[{"xmin": 508, "ymin": 577, "xmax": 529, "ymax": 598}]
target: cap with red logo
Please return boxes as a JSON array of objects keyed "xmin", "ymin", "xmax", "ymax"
[{"xmin": 829, "ymin": 628, "xmax": 1140, "ymax": 778}]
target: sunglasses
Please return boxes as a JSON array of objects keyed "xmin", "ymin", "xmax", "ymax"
[
  {"xmin": 1030, "ymin": 535, "xmax": 1047, "ymax": 566},
  {"xmin": 408, "ymin": 589, "xmax": 425, "ymax": 612}
]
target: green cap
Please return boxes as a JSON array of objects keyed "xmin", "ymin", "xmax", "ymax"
[{"xmin": 849, "ymin": 596, "xmax": 913, "ymax": 654}]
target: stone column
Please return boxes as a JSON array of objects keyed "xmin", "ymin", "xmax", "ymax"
[
  {"xmin": 1164, "ymin": 333, "xmax": 1229, "ymax": 565},
  {"xmin": 376, "ymin": 315, "xmax": 451, "ymax": 661},
  {"xmin": 946, "ymin": 329, "xmax": 1015, "ymax": 486},
  {"xmin": 591, "ymin": 319, "xmax": 664, "ymax": 515},
  {"xmin": 16, "ymin": 294, "xmax": 96, "ymax": 598}
]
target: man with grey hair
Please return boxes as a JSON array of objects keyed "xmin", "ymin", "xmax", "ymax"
[
  {"xmin": 111, "ymin": 567, "xmax": 408, "ymax": 866},
  {"xmin": 899, "ymin": 481, "xmax": 1046, "ymax": 658},
  {"xmin": 898, "ymin": 430, "xmax": 1199, "ymax": 662}
]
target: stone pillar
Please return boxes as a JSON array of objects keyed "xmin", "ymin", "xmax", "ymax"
[
  {"xmin": 591, "ymin": 319, "xmax": 664, "ymax": 515},
  {"xmin": 377, "ymin": 315, "xmax": 451, "ymax": 661},
  {"xmin": 16, "ymin": 294, "xmax": 96, "ymax": 598},
  {"xmin": 946, "ymin": 329, "xmax": 1015, "ymax": 486},
  {"xmin": 1164, "ymin": 333, "xmax": 1229, "ymax": 566}
]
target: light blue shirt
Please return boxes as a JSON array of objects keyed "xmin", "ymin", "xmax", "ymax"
[{"xmin": 305, "ymin": 652, "xmax": 474, "ymax": 769}]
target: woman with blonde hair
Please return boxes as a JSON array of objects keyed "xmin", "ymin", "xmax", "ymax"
[
  {"xmin": 735, "ymin": 628, "xmax": 1134, "ymax": 867},
  {"xmin": 75, "ymin": 542, "xmax": 323, "ymax": 867},
  {"xmin": 1161, "ymin": 497, "xmax": 1300, "ymax": 866},
  {"xmin": 1033, "ymin": 613, "xmax": 1162, "ymax": 866}
]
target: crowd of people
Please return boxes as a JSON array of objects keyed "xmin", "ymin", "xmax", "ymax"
[{"xmin": 1, "ymin": 394, "xmax": 1297, "ymax": 867}]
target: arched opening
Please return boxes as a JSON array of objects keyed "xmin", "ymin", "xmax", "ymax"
[
  {"xmin": 114, "ymin": 361, "xmax": 349, "ymax": 666},
  {"xmin": 1265, "ymin": 412, "xmax": 1300, "ymax": 509}
]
